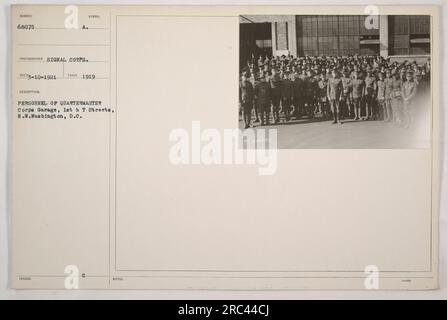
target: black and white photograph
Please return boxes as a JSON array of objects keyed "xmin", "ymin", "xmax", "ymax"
[{"xmin": 239, "ymin": 15, "xmax": 431, "ymax": 148}]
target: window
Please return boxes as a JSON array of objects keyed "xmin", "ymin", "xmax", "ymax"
[
  {"xmin": 390, "ymin": 15, "xmax": 430, "ymax": 55},
  {"xmin": 256, "ymin": 39, "xmax": 272, "ymax": 49},
  {"xmin": 296, "ymin": 15, "xmax": 379, "ymax": 56}
]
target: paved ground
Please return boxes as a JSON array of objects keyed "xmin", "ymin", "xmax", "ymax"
[{"xmin": 239, "ymin": 112, "xmax": 431, "ymax": 149}]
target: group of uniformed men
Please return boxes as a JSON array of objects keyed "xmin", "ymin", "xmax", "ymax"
[{"xmin": 239, "ymin": 55, "xmax": 430, "ymax": 129}]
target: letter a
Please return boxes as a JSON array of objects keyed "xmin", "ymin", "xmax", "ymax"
[{"xmin": 65, "ymin": 5, "xmax": 79, "ymax": 29}]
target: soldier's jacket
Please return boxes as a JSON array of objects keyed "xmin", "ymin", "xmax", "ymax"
[
  {"xmin": 402, "ymin": 80, "xmax": 417, "ymax": 102},
  {"xmin": 417, "ymin": 76, "xmax": 429, "ymax": 93},
  {"xmin": 280, "ymin": 79, "xmax": 294, "ymax": 99},
  {"xmin": 254, "ymin": 81, "xmax": 271, "ymax": 104},
  {"xmin": 377, "ymin": 79, "xmax": 386, "ymax": 100},
  {"xmin": 327, "ymin": 77, "xmax": 343, "ymax": 100},
  {"xmin": 293, "ymin": 77, "xmax": 304, "ymax": 99},
  {"xmin": 341, "ymin": 76, "xmax": 353, "ymax": 96},
  {"xmin": 239, "ymin": 79, "xmax": 254, "ymax": 103},
  {"xmin": 391, "ymin": 79, "xmax": 403, "ymax": 99},
  {"xmin": 384, "ymin": 78, "xmax": 393, "ymax": 99},
  {"xmin": 317, "ymin": 79, "xmax": 328, "ymax": 98},
  {"xmin": 364, "ymin": 76, "xmax": 377, "ymax": 96},
  {"xmin": 269, "ymin": 74, "xmax": 282, "ymax": 97},
  {"xmin": 249, "ymin": 75, "xmax": 257, "ymax": 88},
  {"xmin": 351, "ymin": 71, "xmax": 364, "ymax": 80},
  {"xmin": 351, "ymin": 79, "xmax": 365, "ymax": 99},
  {"xmin": 304, "ymin": 77, "xmax": 317, "ymax": 98}
]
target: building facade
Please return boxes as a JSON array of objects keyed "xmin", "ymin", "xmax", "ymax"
[{"xmin": 240, "ymin": 15, "xmax": 430, "ymax": 63}]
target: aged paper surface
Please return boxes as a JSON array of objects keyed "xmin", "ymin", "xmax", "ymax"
[{"xmin": 10, "ymin": 5, "xmax": 439, "ymax": 289}]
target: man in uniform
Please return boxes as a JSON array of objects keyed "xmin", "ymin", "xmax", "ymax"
[
  {"xmin": 340, "ymin": 68, "xmax": 353, "ymax": 118},
  {"xmin": 269, "ymin": 68, "xmax": 282, "ymax": 124},
  {"xmin": 254, "ymin": 73, "xmax": 271, "ymax": 126},
  {"xmin": 292, "ymin": 70, "xmax": 304, "ymax": 119},
  {"xmin": 390, "ymin": 70, "xmax": 403, "ymax": 126},
  {"xmin": 317, "ymin": 72, "xmax": 329, "ymax": 119},
  {"xmin": 239, "ymin": 72, "xmax": 254, "ymax": 129},
  {"xmin": 280, "ymin": 72, "xmax": 294, "ymax": 122},
  {"xmin": 384, "ymin": 69, "xmax": 393, "ymax": 122},
  {"xmin": 401, "ymin": 70, "xmax": 418, "ymax": 128},
  {"xmin": 327, "ymin": 69, "xmax": 343, "ymax": 124},
  {"xmin": 304, "ymin": 69, "xmax": 317, "ymax": 118},
  {"xmin": 376, "ymin": 71, "xmax": 386, "ymax": 121},
  {"xmin": 249, "ymin": 72, "xmax": 260, "ymax": 123},
  {"xmin": 351, "ymin": 70, "xmax": 365, "ymax": 121},
  {"xmin": 364, "ymin": 68, "xmax": 377, "ymax": 120}
]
